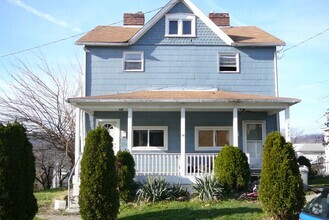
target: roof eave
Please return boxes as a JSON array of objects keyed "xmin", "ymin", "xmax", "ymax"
[
  {"xmin": 75, "ymin": 42, "xmax": 130, "ymax": 46},
  {"xmin": 231, "ymin": 42, "xmax": 286, "ymax": 47}
]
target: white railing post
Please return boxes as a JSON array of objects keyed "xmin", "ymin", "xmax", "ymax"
[
  {"xmin": 180, "ymin": 108, "xmax": 186, "ymax": 176},
  {"xmin": 233, "ymin": 107, "xmax": 239, "ymax": 147},
  {"xmin": 127, "ymin": 108, "xmax": 133, "ymax": 152},
  {"xmin": 285, "ymin": 107, "xmax": 291, "ymax": 142}
]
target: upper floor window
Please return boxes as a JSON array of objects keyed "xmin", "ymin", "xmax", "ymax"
[
  {"xmin": 123, "ymin": 51, "xmax": 144, "ymax": 71},
  {"xmin": 165, "ymin": 14, "xmax": 196, "ymax": 37},
  {"xmin": 218, "ymin": 53, "xmax": 239, "ymax": 73}
]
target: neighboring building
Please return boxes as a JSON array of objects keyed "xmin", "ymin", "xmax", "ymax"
[
  {"xmin": 324, "ymin": 127, "xmax": 329, "ymax": 174},
  {"xmin": 68, "ymin": 0, "xmax": 300, "ymax": 196},
  {"xmin": 294, "ymin": 143, "xmax": 325, "ymax": 162}
]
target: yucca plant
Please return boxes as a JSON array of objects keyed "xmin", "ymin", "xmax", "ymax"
[
  {"xmin": 192, "ymin": 176, "xmax": 224, "ymax": 202},
  {"xmin": 171, "ymin": 182, "xmax": 189, "ymax": 200},
  {"xmin": 136, "ymin": 177, "xmax": 172, "ymax": 203}
]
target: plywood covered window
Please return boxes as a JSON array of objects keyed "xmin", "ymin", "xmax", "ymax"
[{"xmin": 195, "ymin": 127, "xmax": 232, "ymax": 151}]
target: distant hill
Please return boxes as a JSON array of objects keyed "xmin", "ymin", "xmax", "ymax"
[{"xmin": 294, "ymin": 133, "xmax": 323, "ymax": 144}]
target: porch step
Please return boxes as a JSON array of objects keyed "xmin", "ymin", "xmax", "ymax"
[{"xmin": 251, "ymin": 169, "xmax": 261, "ymax": 177}]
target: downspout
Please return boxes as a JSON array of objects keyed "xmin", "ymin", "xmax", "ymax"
[{"xmin": 274, "ymin": 46, "xmax": 284, "ymax": 131}]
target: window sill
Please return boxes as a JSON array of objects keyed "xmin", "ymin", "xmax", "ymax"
[
  {"xmin": 195, "ymin": 147, "xmax": 223, "ymax": 151},
  {"xmin": 132, "ymin": 146, "xmax": 168, "ymax": 151},
  {"xmin": 165, "ymin": 34, "xmax": 196, "ymax": 38},
  {"xmin": 123, "ymin": 69, "xmax": 144, "ymax": 72},
  {"xmin": 218, "ymin": 71, "xmax": 240, "ymax": 74}
]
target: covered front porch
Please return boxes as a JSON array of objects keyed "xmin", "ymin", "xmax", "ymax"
[{"xmin": 68, "ymin": 90, "xmax": 300, "ymax": 181}]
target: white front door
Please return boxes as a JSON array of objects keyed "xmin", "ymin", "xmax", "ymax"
[
  {"xmin": 243, "ymin": 121, "xmax": 266, "ymax": 169},
  {"xmin": 98, "ymin": 119, "xmax": 120, "ymax": 154}
]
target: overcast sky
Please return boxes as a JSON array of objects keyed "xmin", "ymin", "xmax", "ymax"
[{"xmin": 0, "ymin": 0, "xmax": 328, "ymax": 134}]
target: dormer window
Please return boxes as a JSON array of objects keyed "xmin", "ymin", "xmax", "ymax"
[{"xmin": 165, "ymin": 14, "xmax": 196, "ymax": 37}]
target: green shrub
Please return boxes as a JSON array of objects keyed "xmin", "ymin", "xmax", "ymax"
[
  {"xmin": 214, "ymin": 145, "xmax": 250, "ymax": 192},
  {"xmin": 259, "ymin": 132, "xmax": 305, "ymax": 219},
  {"xmin": 136, "ymin": 177, "xmax": 190, "ymax": 203},
  {"xmin": 116, "ymin": 150, "xmax": 137, "ymax": 202},
  {"xmin": 192, "ymin": 176, "xmax": 224, "ymax": 201},
  {"xmin": 79, "ymin": 126, "xmax": 119, "ymax": 220},
  {"xmin": 0, "ymin": 122, "xmax": 38, "ymax": 220}
]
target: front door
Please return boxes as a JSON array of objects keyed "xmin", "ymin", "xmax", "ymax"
[
  {"xmin": 243, "ymin": 121, "xmax": 266, "ymax": 169},
  {"xmin": 98, "ymin": 119, "xmax": 120, "ymax": 154}
]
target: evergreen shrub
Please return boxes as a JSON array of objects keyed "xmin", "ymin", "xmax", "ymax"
[
  {"xmin": 259, "ymin": 132, "xmax": 305, "ymax": 219},
  {"xmin": 116, "ymin": 150, "xmax": 137, "ymax": 202},
  {"xmin": 214, "ymin": 145, "xmax": 250, "ymax": 192},
  {"xmin": 0, "ymin": 122, "xmax": 38, "ymax": 220},
  {"xmin": 79, "ymin": 126, "xmax": 119, "ymax": 220}
]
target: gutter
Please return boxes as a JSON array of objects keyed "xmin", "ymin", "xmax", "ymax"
[{"xmin": 231, "ymin": 42, "xmax": 286, "ymax": 47}]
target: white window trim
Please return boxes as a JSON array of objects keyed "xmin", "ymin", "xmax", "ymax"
[
  {"xmin": 123, "ymin": 51, "xmax": 144, "ymax": 72},
  {"xmin": 132, "ymin": 126, "xmax": 168, "ymax": 151},
  {"xmin": 194, "ymin": 126, "xmax": 233, "ymax": 151},
  {"xmin": 165, "ymin": 13, "xmax": 196, "ymax": 37},
  {"xmin": 242, "ymin": 120, "xmax": 266, "ymax": 155},
  {"xmin": 218, "ymin": 52, "xmax": 240, "ymax": 73}
]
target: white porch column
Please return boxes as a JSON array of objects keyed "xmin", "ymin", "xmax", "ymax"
[
  {"xmin": 285, "ymin": 107, "xmax": 291, "ymax": 142},
  {"xmin": 127, "ymin": 108, "xmax": 133, "ymax": 152},
  {"xmin": 233, "ymin": 107, "xmax": 239, "ymax": 147},
  {"xmin": 180, "ymin": 108, "xmax": 186, "ymax": 176},
  {"xmin": 73, "ymin": 108, "xmax": 81, "ymax": 185}
]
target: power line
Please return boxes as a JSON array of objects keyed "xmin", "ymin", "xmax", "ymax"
[
  {"xmin": 278, "ymin": 27, "xmax": 329, "ymax": 59},
  {"xmin": 0, "ymin": 5, "xmax": 165, "ymax": 58}
]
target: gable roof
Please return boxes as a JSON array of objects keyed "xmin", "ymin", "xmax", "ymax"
[
  {"xmin": 222, "ymin": 26, "xmax": 285, "ymax": 46},
  {"xmin": 76, "ymin": 25, "xmax": 285, "ymax": 46},
  {"xmin": 129, "ymin": 0, "xmax": 233, "ymax": 45},
  {"xmin": 76, "ymin": 0, "xmax": 285, "ymax": 47},
  {"xmin": 76, "ymin": 26, "xmax": 140, "ymax": 46}
]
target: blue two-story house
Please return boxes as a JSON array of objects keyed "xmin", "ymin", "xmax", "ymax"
[{"xmin": 68, "ymin": 0, "xmax": 300, "ymax": 192}]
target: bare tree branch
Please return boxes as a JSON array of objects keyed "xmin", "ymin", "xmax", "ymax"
[{"xmin": 0, "ymin": 55, "xmax": 82, "ymax": 164}]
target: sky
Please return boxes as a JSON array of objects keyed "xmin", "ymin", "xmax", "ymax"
[{"xmin": 0, "ymin": 0, "xmax": 328, "ymax": 134}]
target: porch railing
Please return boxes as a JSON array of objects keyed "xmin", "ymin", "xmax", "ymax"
[
  {"xmin": 185, "ymin": 153, "xmax": 217, "ymax": 176},
  {"xmin": 133, "ymin": 153, "xmax": 180, "ymax": 176},
  {"xmin": 132, "ymin": 153, "xmax": 217, "ymax": 176}
]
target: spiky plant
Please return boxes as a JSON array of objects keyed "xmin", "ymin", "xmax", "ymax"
[
  {"xmin": 192, "ymin": 176, "xmax": 224, "ymax": 201},
  {"xmin": 136, "ymin": 177, "xmax": 172, "ymax": 203}
]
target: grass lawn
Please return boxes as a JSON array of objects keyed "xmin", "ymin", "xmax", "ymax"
[
  {"xmin": 34, "ymin": 188, "xmax": 68, "ymax": 214},
  {"xmin": 118, "ymin": 200, "xmax": 264, "ymax": 220}
]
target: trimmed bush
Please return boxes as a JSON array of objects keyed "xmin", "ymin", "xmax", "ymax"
[
  {"xmin": 0, "ymin": 122, "xmax": 38, "ymax": 220},
  {"xmin": 116, "ymin": 150, "xmax": 136, "ymax": 202},
  {"xmin": 214, "ymin": 145, "xmax": 250, "ymax": 192},
  {"xmin": 192, "ymin": 176, "xmax": 224, "ymax": 201},
  {"xmin": 79, "ymin": 126, "xmax": 119, "ymax": 220},
  {"xmin": 259, "ymin": 132, "xmax": 305, "ymax": 219}
]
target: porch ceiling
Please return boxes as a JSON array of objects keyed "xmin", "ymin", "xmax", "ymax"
[{"xmin": 67, "ymin": 90, "xmax": 300, "ymax": 115}]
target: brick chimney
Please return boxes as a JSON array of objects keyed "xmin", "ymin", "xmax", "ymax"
[
  {"xmin": 209, "ymin": 12, "xmax": 230, "ymax": 26},
  {"xmin": 123, "ymin": 12, "xmax": 144, "ymax": 26}
]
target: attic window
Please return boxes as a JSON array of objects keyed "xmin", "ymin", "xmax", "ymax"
[
  {"xmin": 165, "ymin": 14, "xmax": 196, "ymax": 37},
  {"xmin": 218, "ymin": 53, "xmax": 239, "ymax": 73},
  {"xmin": 123, "ymin": 51, "xmax": 144, "ymax": 71}
]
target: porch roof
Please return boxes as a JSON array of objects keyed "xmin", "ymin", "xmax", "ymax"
[{"xmin": 68, "ymin": 90, "xmax": 300, "ymax": 114}]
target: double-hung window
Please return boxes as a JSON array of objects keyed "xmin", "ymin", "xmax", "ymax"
[
  {"xmin": 195, "ymin": 127, "xmax": 232, "ymax": 150},
  {"xmin": 123, "ymin": 51, "xmax": 144, "ymax": 71},
  {"xmin": 165, "ymin": 14, "xmax": 196, "ymax": 37},
  {"xmin": 218, "ymin": 53, "xmax": 239, "ymax": 73},
  {"xmin": 133, "ymin": 126, "xmax": 168, "ymax": 150}
]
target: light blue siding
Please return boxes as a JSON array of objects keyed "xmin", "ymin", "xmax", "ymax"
[
  {"xmin": 86, "ymin": 46, "xmax": 276, "ymax": 96},
  {"xmin": 88, "ymin": 111, "xmax": 278, "ymax": 153}
]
